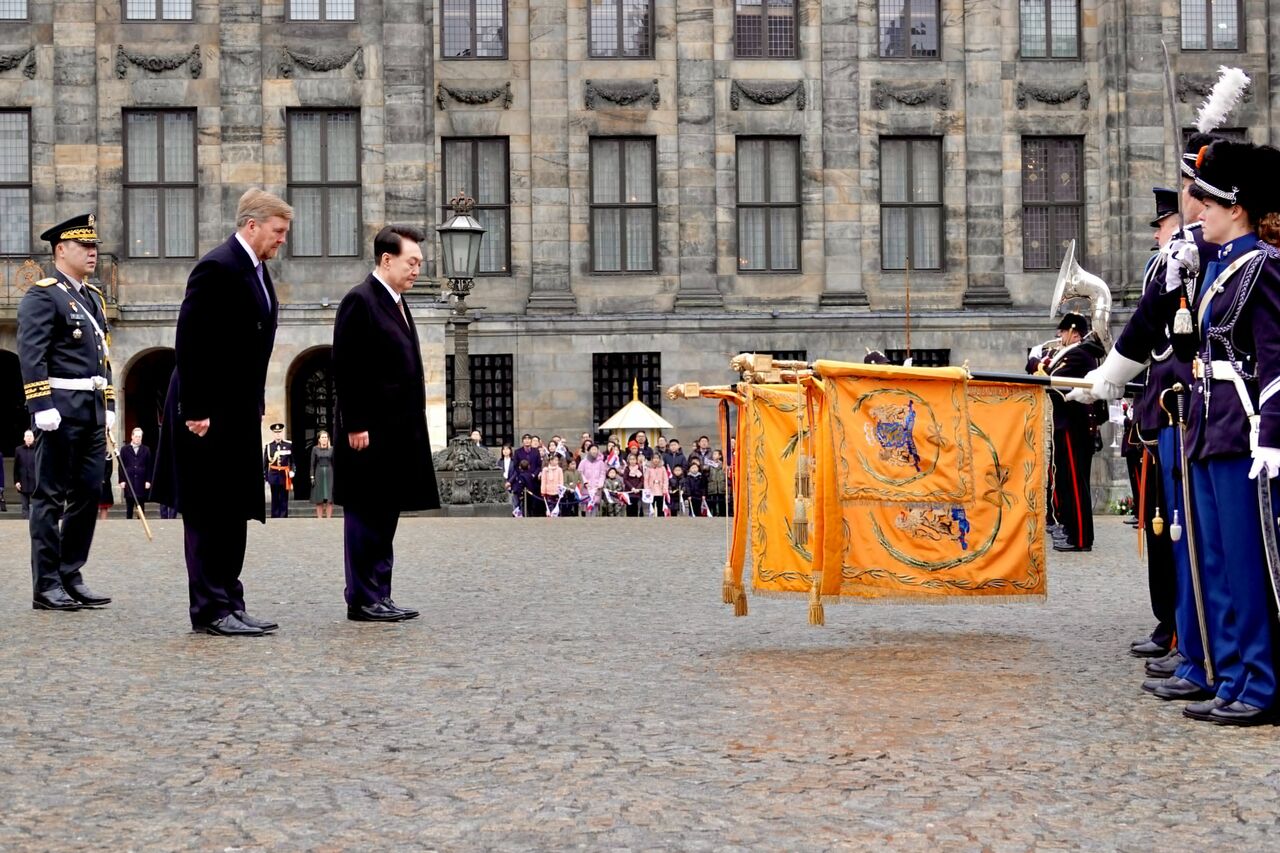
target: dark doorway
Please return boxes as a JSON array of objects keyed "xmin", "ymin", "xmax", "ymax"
[
  {"xmin": 0, "ymin": 350, "xmax": 26, "ymax": 498},
  {"xmin": 287, "ymin": 347, "xmax": 336, "ymax": 502},
  {"xmin": 123, "ymin": 349, "xmax": 176, "ymax": 456}
]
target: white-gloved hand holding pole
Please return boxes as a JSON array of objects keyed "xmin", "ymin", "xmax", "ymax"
[
  {"xmin": 1064, "ymin": 349, "xmax": 1146, "ymax": 404},
  {"xmin": 34, "ymin": 408, "xmax": 61, "ymax": 432},
  {"xmin": 1249, "ymin": 446, "xmax": 1280, "ymax": 480},
  {"xmin": 1164, "ymin": 237, "xmax": 1199, "ymax": 294}
]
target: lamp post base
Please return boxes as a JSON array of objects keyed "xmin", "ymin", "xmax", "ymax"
[{"xmin": 431, "ymin": 436, "xmax": 506, "ymax": 506}]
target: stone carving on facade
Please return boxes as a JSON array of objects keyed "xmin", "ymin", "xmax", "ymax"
[
  {"xmin": 730, "ymin": 80, "xmax": 805, "ymax": 111},
  {"xmin": 1015, "ymin": 81, "xmax": 1090, "ymax": 110},
  {"xmin": 0, "ymin": 46, "xmax": 36, "ymax": 79},
  {"xmin": 435, "ymin": 81, "xmax": 513, "ymax": 110},
  {"xmin": 278, "ymin": 45, "xmax": 366, "ymax": 80},
  {"xmin": 583, "ymin": 79, "xmax": 660, "ymax": 110},
  {"xmin": 871, "ymin": 80, "xmax": 950, "ymax": 110},
  {"xmin": 115, "ymin": 44, "xmax": 202, "ymax": 79},
  {"xmin": 1175, "ymin": 73, "xmax": 1253, "ymax": 104}
]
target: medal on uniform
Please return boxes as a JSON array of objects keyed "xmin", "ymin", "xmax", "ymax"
[{"xmin": 73, "ymin": 328, "xmax": 82, "ymax": 339}]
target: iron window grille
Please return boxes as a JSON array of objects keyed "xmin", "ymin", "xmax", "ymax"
[{"xmin": 1021, "ymin": 136, "xmax": 1084, "ymax": 270}]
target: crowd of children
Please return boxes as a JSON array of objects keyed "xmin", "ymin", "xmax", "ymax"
[{"xmin": 497, "ymin": 431, "xmax": 733, "ymax": 518}]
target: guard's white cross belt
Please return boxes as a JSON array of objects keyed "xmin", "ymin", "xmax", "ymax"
[{"xmin": 48, "ymin": 376, "xmax": 108, "ymax": 391}]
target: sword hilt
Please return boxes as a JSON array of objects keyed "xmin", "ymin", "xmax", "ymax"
[{"xmin": 1172, "ymin": 382, "xmax": 1187, "ymax": 427}]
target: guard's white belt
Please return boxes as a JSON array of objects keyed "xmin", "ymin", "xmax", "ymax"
[
  {"xmin": 1208, "ymin": 360, "xmax": 1260, "ymax": 450},
  {"xmin": 48, "ymin": 376, "xmax": 107, "ymax": 391}
]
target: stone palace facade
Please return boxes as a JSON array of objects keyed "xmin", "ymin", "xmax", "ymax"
[{"xmin": 0, "ymin": 0, "xmax": 1277, "ymax": 494}]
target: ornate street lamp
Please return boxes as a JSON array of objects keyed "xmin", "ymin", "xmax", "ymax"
[{"xmin": 432, "ymin": 190, "xmax": 502, "ymax": 508}]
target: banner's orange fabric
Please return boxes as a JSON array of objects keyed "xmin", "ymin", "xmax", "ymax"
[
  {"xmin": 814, "ymin": 380, "xmax": 1048, "ymax": 602},
  {"xmin": 743, "ymin": 384, "xmax": 813, "ymax": 594},
  {"xmin": 812, "ymin": 360, "xmax": 975, "ymax": 505}
]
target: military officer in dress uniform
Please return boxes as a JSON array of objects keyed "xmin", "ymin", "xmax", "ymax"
[
  {"xmin": 16, "ymin": 213, "xmax": 115, "ymax": 611},
  {"xmin": 264, "ymin": 424, "xmax": 294, "ymax": 518}
]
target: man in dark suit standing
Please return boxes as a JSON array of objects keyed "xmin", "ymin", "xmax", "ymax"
[
  {"xmin": 14, "ymin": 429, "xmax": 36, "ymax": 519},
  {"xmin": 333, "ymin": 225, "xmax": 439, "ymax": 622},
  {"xmin": 118, "ymin": 427, "xmax": 152, "ymax": 519},
  {"xmin": 151, "ymin": 189, "xmax": 291, "ymax": 637}
]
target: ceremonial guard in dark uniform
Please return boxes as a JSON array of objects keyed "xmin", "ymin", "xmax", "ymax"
[
  {"xmin": 264, "ymin": 424, "xmax": 294, "ymax": 518},
  {"xmin": 151, "ymin": 188, "xmax": 292, "ymax": 636},
  {"xmin": 333, "ymin": 225, "xmax": 438, "ymax": 622},
  {"xmin": 17, "ymin": 214, "xmax": 114, "ymax": 611},
  {"xmin": 1031, "ymin": 313, "xmax": 1104, "ymax": 552}
]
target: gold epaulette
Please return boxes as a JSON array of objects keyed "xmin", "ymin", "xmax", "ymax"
[
  {"xmin": 23, "ymin": 380, "xmax": 51, "ymax": 402},
  {"xmin": 35, "ymin": 277, "xmax": 56, "ymax": 287}
]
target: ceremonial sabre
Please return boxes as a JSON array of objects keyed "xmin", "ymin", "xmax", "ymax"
[
  {"xmin": 106, "ymin": 429, "xmax": 154, "ymax": 542},
  {"xmin": 1160, "ymin": 41, "xmax": 1184, "ymax": 230},
  {"xmin": 1163, "ymin": 383, "xmax": 1212, "ymax": 683},
  {"xmin": 1255, "ymin": 472, "xmax": 1280, "ymax": 611}
]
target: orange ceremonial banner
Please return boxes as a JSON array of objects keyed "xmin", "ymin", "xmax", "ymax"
[{"xmin": 743, "ymin": 384, "xmax": 814, "ymax": 595}]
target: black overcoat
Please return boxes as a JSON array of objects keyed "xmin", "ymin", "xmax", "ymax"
[
  {"xmin": 151, "ymin": 236, "xmax": 278, "ymax": 521},
  {"xmin": 332, "ymin": 275, "xmax": 439, "ymax": 511}
]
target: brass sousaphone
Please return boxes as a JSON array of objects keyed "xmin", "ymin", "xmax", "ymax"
[{"xmin": 1050, "ymin": 239, "xmax": 1113, "ymax": 350}]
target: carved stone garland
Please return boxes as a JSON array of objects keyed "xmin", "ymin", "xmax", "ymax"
[
  {"xmin": 0, "ymin": 46, "xmax": 36, "ymax": 80},
  {"xmin": 115, "ymin": 44, "xmax": 202, "ymax": 79},
  {"xmin": 583, "ymin": 79, "xmax": 660, "ymax": 110},
  {"xmin": 730, "ymin": 80, "xmax": 805, "ymax": 111},
  {"xmin": 1176, "ymin": 73, "xmax": 1253, "ymax": 104},
  {"xmin": 436, "ymin": 81, "xmax": 513, "ymax": 110},
  {"xmin": 1015, "ymin": 81, "xmax": 1090, "ymax": 110},
  {"xmin": 279, "ymin": 45, "xmax": 366, "ymax": 80},
  {"xmin": 871, "ymin": 80, "xmax": 950, "ymax": 110}
]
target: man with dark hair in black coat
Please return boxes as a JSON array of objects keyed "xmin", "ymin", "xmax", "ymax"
[
  {"xmin": 13, "ymin": 429, "xmax": 36, "ymax": 520},
  {"xmin": 332, "ymin": 224, "xmax": 439, "ymax": 622},
  {"xmin": 118, "ymin": 426, "xmax": 153, "ymax": 519},
  {"xmin": 151, "ymin": 188, "xmax": 292, "ymax": 637}
]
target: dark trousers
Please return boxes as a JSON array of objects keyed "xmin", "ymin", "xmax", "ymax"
[
  {"xmin": 1191, "ymin": 456, "xmax": 1279, "ymax": 708},
  {"xmin": 625, "ymin": 494, "xmax": 642, "ymax": 517},
  {"xmin": 1137, "ymin": 443, "xmax": 1177, "ymax": 647},
  {"xmin": 269, "ymin": 482, "xmax": 289, "ymax": 518},
  {"xmin": 708, "ymin": 494, "xmax": 726, "ymax": 517},
  {"xmin": 1052, "ymin": 426, "xmax": 1094, "ymax": 548},
  {"xmin": 30, "ymin": 420, "xmax": 104, "ymax": 594},
  {"xmin": 1161, "ymin": 428, "xmax": 1209, "ymax": 689},
  {"xmin": 183, "ymin": 513, "xmax": 248, "ymax": 626},
  {"xmin": 19, "ymin": 490, "xmax": 30, "ymax": 519},
  {"xmin": 343, "ymin": 503, "xmax": 400, "ymax": 607},
  {"xmin": 124, "ymin": 493, "xmax": 146, "ymax": 519}
]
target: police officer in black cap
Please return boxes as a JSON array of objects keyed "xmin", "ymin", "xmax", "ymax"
[
  {"xmin": 17, "ymin": 213, "xmax": 115, "ymax": 611},
  {"xmin": 263, "ymin": 423, "xmax": 294, "ymax": 518}
]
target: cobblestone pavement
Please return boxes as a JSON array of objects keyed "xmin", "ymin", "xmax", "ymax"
[{"xmin": 1, "ymin": 514, "xmax": 1278, "ymax": 851}]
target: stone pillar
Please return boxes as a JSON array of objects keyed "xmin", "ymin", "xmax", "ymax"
[
  {"xmin": 54, "ymin": 2, "xmax": 98, "ymax": 221},
  {"xmin": 818, "ymin": 0, "xmax": 867, "ymax": 307},
  {"xmin": 961, "ymin": 1, "xmax": 1012, "ymax": 308},
  {"xmin": 525, "ymin": 0, "xmax": 576, "ymax": 313},
  {"xmin": 672, "ymin": 0, "xmax": 723, "ymax": 310},
  {"xmin": 218, "ymin": 1, "xmax": 266, "ymax": 209},
  {"xmin": 384, "ymin": 2, "xmax": 430, "ymax": 226}
]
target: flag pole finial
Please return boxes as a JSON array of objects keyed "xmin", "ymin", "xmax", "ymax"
[{"xmin": 632, "ymin": 377, "xmax": 639, "ymax": 402}]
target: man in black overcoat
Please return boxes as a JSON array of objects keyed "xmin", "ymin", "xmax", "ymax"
[
  {"xmin": 333, "ymin": 225, "xmax": 439, "ymax": 622},
  {"xmin": 151, "ymin": 189, "xmax": 291, "ymax": 636},
  {"xmin": 118, "ymin": 426, "xmax": 153, "ymax": 519},
  {"xmin": 14, "ymin": 429, "xmax": 36, "ymax": 520}
]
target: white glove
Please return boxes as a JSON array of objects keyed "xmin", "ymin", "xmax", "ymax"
[
  {"xmin": 1164, "ymin": 237, "xmax": 1199, "ymax": 294},
  {"xmin": 1029, "ymin": 344, "xmax": 1045, "ymax": 361},
  {"xmin": 34, "ymin": 408, "xmax": 61, "ymax": 432},
  {"xmin": 1065, "ymin": 349, "xmax": 1147, "ymax": 403},
  {"xmin": 1249, "ymin": 446, "xmax": 1280, "ymax": 480},
  {"xmin": 105, "ymin": 410, "xmax": 116, "ymax": 432}
]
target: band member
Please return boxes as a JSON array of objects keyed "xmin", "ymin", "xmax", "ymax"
[
  {"xmin": 264, "ymin": 424, "xmax": 294, "ymax": 518},
  {"xmin": 118, "ymin": 426, "xmax": 153, "ymax": 519},
  {"xmin": 14, "ymin": 429, "xmax": 36, "ymax": 520},
  {"xmin": 1033, "ymin": 313, "xmax": 1104, "ymax": 552},
  {"xmin": 151, "ymin": 188, "xmax": 291, "ymax": 637},
  {"xmin": 17, "ymin": 213, "xmax": 114, "ymax": 611},
  {"xmin": 332, "ymin": 225, "xmax": 439, "ymax": 622}
]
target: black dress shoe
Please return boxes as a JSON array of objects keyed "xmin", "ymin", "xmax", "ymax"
[
  {"xmin": 66, "ymin": 582, "xmax": 111, "ymax": 606},
  {"xmin": 1129, "ymin": 639, "xmax": 1171, "ymax": 658},
  {"xmin": 1145, "ymin": 652, "xmax": 1186, "ymax": 678},
  {"xmin": 32, "ymin": 588, "xmax": 82, "ymax": 611},
  {"xmin": 347, "ymin": 601, "xmax": 407, "ymax": 622},
  {"xmin": 1209, "ymin": 700, "xmax": 1276, "ymax": 727},
  {"xmin": 194, "ymin": 614, "xmax": 265, "ymax": 636},
  {"xmin": 1052, "ymin": 541, "xmax": 1092, "ymax": 552},
  {"xmin": 1183, "ymin": 696, "xmax": 1230, "ymax": 721},
  {"xmin": 234, "ymin": 611, "xmax": 279, "ymax": 633},
  {"xmin": 381, "ymin": 598, "xmax": 420, "ymax": 620},
  {"xmin": 1146, "ymin": 676, "xmax": 1214, "ymax": 701}
]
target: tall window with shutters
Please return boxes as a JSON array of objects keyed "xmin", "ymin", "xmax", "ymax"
[
  {"xmin": 1022, "ymin": 136, "xmax": 1084, "ymax": 270},
  {"xmin": 1019, "ymin": 0, "xmax": 1079, "ymax": 58},
  {"xmin": 442, "ymin": 138, "xmax": 511, "ymax": 275},
  {"xmin": 734, "ymin": 0, "xmax": 797, "ymax": 58},
  {"xmin": 880, "ymin": 137, "xmax": 943, "ymax": 271},
  {"xmin": 589, "ymin": 0, "xmax": 654, "ymax": 58},
  {"xmin": 878, "ymin": 0, "xmax": 940, "ymax": 58},
  {"xmin": 589, "ymin": 137, "xmax": 656, "ymax": 273},
  {"xmin": 123, "ymin": 110, "xmax": 197, "ymax": 259},
  {"xmin": 0, "ymin": 110, "xmax": 31, "ymax": 254},
  {"xmin": 123, "ymin": 0, "xmax": 193, "ymax": 20},
  {"xmin": 287, "ymin": 110, "xmax": 362, "ymax": 258},
  {"xmin": 442, "ymin": 0, "xmax": 508, "ymax": 58},
  {"xmin": 1181, "ymin": 0, "xmax": 1243, "ymax": 51},
  {"xmin": 737, "ymin": 137, "xmax": 801, "ymax": 273},
  {"xmin": 287, "ymin": 0, "xmax": 355, "ymax": 20}
]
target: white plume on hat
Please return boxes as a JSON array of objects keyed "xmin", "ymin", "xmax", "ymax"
[{"xmin": 1195, "ymin": 66, "xmax": 1251, "ymax": 134}]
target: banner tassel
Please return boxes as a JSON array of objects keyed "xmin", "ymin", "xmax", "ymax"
[
  {"xmin": 733, "ymin": 584, "xmax": 748, "ymax": 617},
  {"xmin": 807, "ymin": 571, "xmax": 825, "ymax": 626}
]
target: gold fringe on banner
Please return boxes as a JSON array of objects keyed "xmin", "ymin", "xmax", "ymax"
[{"xmin": 807, "ymin": 570, "xmax": 825, "ymax": 626}]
